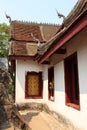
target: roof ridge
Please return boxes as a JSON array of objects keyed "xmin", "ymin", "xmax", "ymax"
[{"xmin": 11, "ymin": 20, "xmax": 59, "ymax": 26}]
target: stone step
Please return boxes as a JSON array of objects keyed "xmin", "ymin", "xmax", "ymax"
[{"xmin": 0, "ymin": 122, "xmax": 14, "ymax": 130}]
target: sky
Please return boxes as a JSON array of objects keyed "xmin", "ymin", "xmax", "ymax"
[{"xmin": 0, "ymin": 0, "xmax": 78, "ymax": 25}]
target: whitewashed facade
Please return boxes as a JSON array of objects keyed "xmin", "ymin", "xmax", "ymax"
[{"xmin": 15, "ymin": 27, "xmax": 87, "ymax": 129}]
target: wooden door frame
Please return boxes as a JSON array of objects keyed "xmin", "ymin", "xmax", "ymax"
[{"xmin": 64, "ymin": 52, "xmax": 80, "ymax": 110}]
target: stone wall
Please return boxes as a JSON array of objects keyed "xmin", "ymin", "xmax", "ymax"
[
  {"xmin": 0, "ymin": 62, "xmax": 31, "ymax": 130},
  {"xmin": 0, "ymin": 62, "xmax": 10, "ymax": 104}
]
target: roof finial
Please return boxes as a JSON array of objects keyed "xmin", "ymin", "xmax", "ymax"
[
  {"xmin": 30, "ymin": 33, "xmax": 40, "ymax": 46},
  {"xmin": 5, "ymin": 12, "xmax": 11, "ymax": 23},
  {"xmin": 56, "ymin": 9, "xmax": 65, "ymax": 21}
]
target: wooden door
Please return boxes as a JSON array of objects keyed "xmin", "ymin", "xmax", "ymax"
[
  {"xmin": 27, "ymin": 74, "xmax": 39, "ymax": 96},
  {"xmin": 25, "ymin": 72, "xmax": 43, "ymax": 98}
]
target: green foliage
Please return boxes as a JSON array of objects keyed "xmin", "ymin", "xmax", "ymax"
[{"xmin": 0, "ymin": 23, "xmax": 10, "ymax": 57}]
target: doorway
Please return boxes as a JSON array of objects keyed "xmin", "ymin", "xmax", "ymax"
[{"xmin": 48, "ymin": 67, "xmax": 54, "ymax": 101}]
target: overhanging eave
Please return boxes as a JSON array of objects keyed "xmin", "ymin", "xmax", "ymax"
[{"xmin": 38, "ymin": 10, "xmax": 87, "ymax": 64}]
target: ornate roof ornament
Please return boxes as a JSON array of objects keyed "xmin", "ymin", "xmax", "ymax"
[
  {"xmin": 30, "ymin": 33, "xmax": 40, "ymax": 46},
  {"xmin": 5, "ymin": 13, "xmax": 11, "ymax": 23},
  {"xmin": 56, "ymin": 9, "xmax": 66, "ymax": 21}
]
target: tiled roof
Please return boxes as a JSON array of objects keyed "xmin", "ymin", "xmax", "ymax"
[
  {"xmin": 10, "ymin": 21, "xmax": 59, "ymax": 42},
  {"xmin": 10, "ymin": 21, "xmax": 59, "ymax": 56},
  {"xmin": 40, "ymin": 24, "xmax": 59, "ymax": 41},
  {"xmin": 13, "ymin": 41, "xmax": 38, "ymax": 56},
  {"xmin": 38, "ymin": 28, "xmax": 66, "ymax": 55},
  {"xmin": 11, "ymin": 21, "xmax": 44, "ymax": 43}
]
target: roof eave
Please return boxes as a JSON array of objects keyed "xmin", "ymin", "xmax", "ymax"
[
  {"xmin": 38, "ymin": 9, "xmax": 87, "ymax": 64},
  {"xmin": 9, "ymin": 55, "xmax": 34, "ymax": 61}
]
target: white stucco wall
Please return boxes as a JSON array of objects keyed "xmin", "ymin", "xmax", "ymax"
[
  {"xmin": 42, "ymin": 65, "xmax": 49, "ymax": 100},
  {"xmin": 15, "ymin": 60, "xmax": 44, "ymax": 103},
  {"xmin": 46, "ymin": 28, "xmax": 87, "ymax": 130},
  {"xmin": 78, "ymin": 44, "xmax": 87, "ymax": 111}
]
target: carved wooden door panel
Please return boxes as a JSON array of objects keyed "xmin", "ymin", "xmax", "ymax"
[
  {"xmin": 27, "ymin": 74, "xmax": 39, "ymax": 96},
  {"xmin": 25, "ymin": 72, "xmax": 43, "ymax": 98}
]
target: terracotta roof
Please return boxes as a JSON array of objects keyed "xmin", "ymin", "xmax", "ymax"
[
  {"xmin": 10, "ymin": 21, "xmax": 59, "ymax": 56},
  {"xmin": 39, "ymin": 24, "xmax": 59, "ymax": 41},
  {"xmin": 11, "ymin": 21, "xmax": 44, "ymax": 43},
  {"xmin": 12, "ymin": 41, "xmax": 38, "ymax": 56},
  {"xmin": 10, "ymin": 21, "xmax": 59, "ymax": 42},
  {"xmin": 37, "ymin": 32, "xmax": 60, "ymax": 55}
]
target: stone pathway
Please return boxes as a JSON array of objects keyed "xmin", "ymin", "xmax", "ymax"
[
  {"xmin": 20, "ymin": 110, "xmax": 51, "ymax": 130},
  {"xmin": 0, "ymin": 109, "xmax": 76, "ymax": 130},
  {"xmin": 19, "ymin": 110, "xmax": 72, "ymax": 130}
]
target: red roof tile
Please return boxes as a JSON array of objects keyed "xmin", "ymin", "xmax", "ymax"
[
  {"xmin": 13, "ymin": 41, "xmax": 38, "ymax": 56},
  {"xmin": 11, "ymin": 21, "xmax": 44, "ymax": 43},
  {"xmin": 10, "ymin": 21, "xmax": 59, "ymax": 56}
]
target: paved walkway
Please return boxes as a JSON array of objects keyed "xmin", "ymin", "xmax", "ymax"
[
  {"xmin": 0, "ymin": 110, "xmax": 73, "ymax": 130},
  {"xmin": 19, "ymin": 110, "xmax": 71, "ymax": 130}
]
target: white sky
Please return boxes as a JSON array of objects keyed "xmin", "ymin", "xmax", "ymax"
[{"xmin": 0, "ymin": 0, "xmax": 78, "ymax": 25}]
